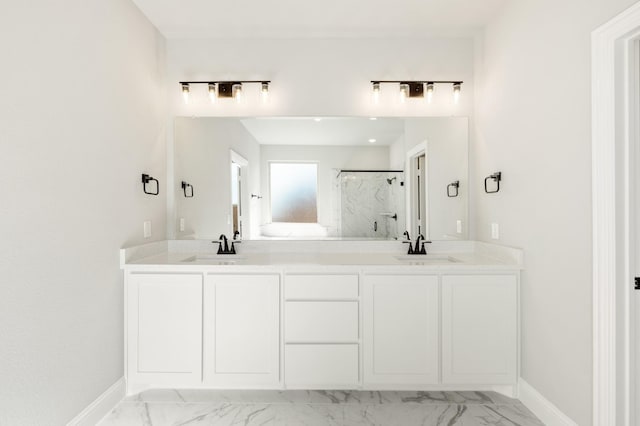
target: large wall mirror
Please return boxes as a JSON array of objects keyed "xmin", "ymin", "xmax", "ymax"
[{"xmin": 172, "ymin": 116, "xmax": 468, "ymax": 241}]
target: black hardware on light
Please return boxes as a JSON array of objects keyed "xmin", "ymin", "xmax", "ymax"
[
  {"xmin": 447, "ymin": 181, "xmax": 460, "ymax": 198},
  {"xmin": 484, "ymin": 172, "xmax": 502, "ymax": 194},
  {"xmin": 181, "ymin": 181, "xmax": 194, "ymax": 198},
  {"xmin": 141, "ymin": 174, "xmax": 159, "ymax": 195},
  {"xmin": 635, "ymin": 277, "xmax": 640, "ymax": 290},
  {"xmin": 251, "ymin": 194, "xmax": 262, "ymax": 199}
]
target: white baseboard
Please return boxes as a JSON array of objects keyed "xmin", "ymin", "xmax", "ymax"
[
  {"xmin": 518, "ymin": 379, "xmax": 578, "ymax": 426},
  {"xmin": 66, "ymin": 377, "xmax": 125, "ymax": 426}
]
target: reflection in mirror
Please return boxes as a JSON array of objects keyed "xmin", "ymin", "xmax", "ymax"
[
  {"xmin": 270, "ymin": 162, "xmax": 318, "ymax": 223},
  {"xmin": 172, "ymin": 116, "xmax": 468, "ymax": 241}
]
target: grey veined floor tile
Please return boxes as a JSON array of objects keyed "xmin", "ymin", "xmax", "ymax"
[{"xmin": 101, "ymin": 390, "xmax": 543, "ymax": 426}]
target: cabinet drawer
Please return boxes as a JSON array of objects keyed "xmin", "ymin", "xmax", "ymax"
[
  {"xmin": 285, "ymin": 344, "xmax": 359, "ymax": 387},
  {"xmin": 285, "ymin": 301, "xmax": 358, "ymax": 342},
  {"xmin": 285, "ymin": 274, "xmax": 358, "ymax": 299}
]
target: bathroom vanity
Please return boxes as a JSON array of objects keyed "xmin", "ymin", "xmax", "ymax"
[{"xmin": 120, "ymin": 240, "xmax": 522, "ymax": 397}]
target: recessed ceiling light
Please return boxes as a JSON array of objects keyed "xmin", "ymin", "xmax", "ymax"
[
  {"xmin": 314, "ymin": 117, "xmax": 322, "ymax": 122},
  {"xmin": 369, "ymin": 117, "xmax": 377, "ymax": 121},
  {"xmin": 368, "ymin": 138, "xmax": 377, "ymax": 143}
]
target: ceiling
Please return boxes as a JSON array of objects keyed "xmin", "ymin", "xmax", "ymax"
[
  {"xmin": 131, "ymin": 0, "xmax": 507, "ymax": 39},
  {"xmin": 240, "ymin": 117, "xmax": 404, "ymax": 146}
]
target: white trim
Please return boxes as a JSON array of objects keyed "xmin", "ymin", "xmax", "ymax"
[
  {"xmin": 66, "ymin": 377, "xmax": 125, "ymax": 426},
  {"xmin": 405, "ymin": 142, "xmax": 428, "ymax": 239},
  {"xmin": 518, "ymin": 379, "xmax": 577, "ymax": 426},
  {"xmin": 592, "ymin": 3, "xmax": 640, "ymax": 425}
]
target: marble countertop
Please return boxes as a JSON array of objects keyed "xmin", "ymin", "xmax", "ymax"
[{"xmin": 121, "ymin": 240, "xmax": 523, "ymax": 271}]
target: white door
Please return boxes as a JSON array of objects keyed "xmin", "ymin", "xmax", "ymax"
[
  {"xmin": 203, "ymin": 274, "xmax": 280, "ymax": 387},
  {"xmin": 127, "ymin": 274, "xmax": 203, "ymax": 386},
  {"xmin": 442, "ymin": 275, "xmax": 517, "ymax": 385},
  {"xmin": 363, "ymin": 275, "xmax": 439, "ymax": 386}
]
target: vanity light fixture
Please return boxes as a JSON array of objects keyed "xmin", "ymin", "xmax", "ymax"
[
  {"xmin": 371, "ymin": 80, "xmax": 463, "ymax": 104},
  {"xmin": 178, "ymin": 81, "xmax": 270, "ymax": 104}
]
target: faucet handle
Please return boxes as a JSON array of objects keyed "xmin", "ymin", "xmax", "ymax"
[{"xmin": 403, "ymin": 240, "xmax": 414, "ymax": 254}]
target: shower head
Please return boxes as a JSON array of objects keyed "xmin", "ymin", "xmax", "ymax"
[{"xmin": 386, "ymin": 177, "xmax": 397, "ymax": 185}]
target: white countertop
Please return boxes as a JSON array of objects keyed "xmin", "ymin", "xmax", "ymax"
[{"xmin": 121, "ymin": 240, "xmax": 523, "ymax": 272}]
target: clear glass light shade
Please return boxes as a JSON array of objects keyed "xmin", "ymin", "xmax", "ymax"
[
  {"xmin": 453, "ymin": 83, "xmax": 461, "ymax": 104},
  {"xmin": 233, "ymin": 84, "xmax": 243, "ymax": 104},
  {"xmin": 181, "ymin": 84, "xmax": 190, "ymax": 104},
  {"xmin": 399, "ymin": 84, "xmax": 409, "ymax": 103},
  {"xmin": 208, "ymin": 83, "xmax": 216, "ymax": 103},
  {"xmin": 426, "ymin": 83, "xmax": 434, "ymax": 104}
]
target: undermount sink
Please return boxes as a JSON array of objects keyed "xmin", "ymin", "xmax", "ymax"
[
  {"xmin": 181, "ymin": 254, "xmax": 247, "ymax": 265},
  {"xmin": 393, "ymin": 255, "xmax": 460, "ymax": 264}
]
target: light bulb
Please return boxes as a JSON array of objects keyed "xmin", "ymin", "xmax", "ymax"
[
  {"xmin": 233, "ymin": 83, "xmax": 243, "ymax": 104},
  {"xmin": 372, "ymin": 82, "xmax": 380, "ymax": 104},
  {"xmin": 368, "ymin": 138, "xmax": 377, "ymax": 143},
  {"xmin": 453, "ymin": 82, "xmax": 461, "ymax": 104},
  {"xmin": 399, "ymin": 83, "xmax": 409, "ymax": 103},
  {"xmin": 181, "ymin": 83, "xmax": 190, "ymax": 104},
  {"xmin": 261, "ymin": 82, "xmax": 269, "ymax": 103},
  {"xmin": 426, "ymin": 82, "xmax": 434, "ymax": 104},
  {"xmin": 208, "ymin": 83, "xmax": 216, "ymax": 104}
]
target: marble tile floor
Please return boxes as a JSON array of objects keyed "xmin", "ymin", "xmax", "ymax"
[{"xmin": 99, "ymin": 390, "xmax": 544, "ymax": 426}]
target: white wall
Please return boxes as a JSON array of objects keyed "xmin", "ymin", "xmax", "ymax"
[
  {"xmin": 260, "ymin": 145, "xmax": 390, "ymax": 235},
  {"xmin": 0, "ymin": 1, "xmax": 167, "ymax": 424},
  {"xmin": 403, "ymin": 118, "xmax": 469, "ymax": 239},
  {"xmin": 166, "ymin": 37, "xmax": 474, "ymax": 118},
  {"xmin": 475, "ymin": 1, "xmax": 638, "ymax": 424},
  {"xmin": 174, "ymin": 118, "xmax": 261, "ymax": 239}
]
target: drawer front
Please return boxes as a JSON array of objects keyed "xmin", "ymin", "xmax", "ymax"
[
  {"xmin": 285, "ymin": 344, "xmax": 359, "ymax": 387},
  {"xmin": 285, "ymin": 274, "xmax": 358, "ymax": 300},
  {"xmin": 286, "ymin": 301, "xmax": 358, "ymax": 343}
]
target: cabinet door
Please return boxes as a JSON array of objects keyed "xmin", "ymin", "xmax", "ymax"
[
  {"xmin": 363, "ymin": 275, "xmax": 439, "ymax": 386},
  {"xmin": 204, "ymin": 274, "xmax": 280, "ymax": 387},
  {"xmin": 127, "ymin": 273, "xmax": 203, "ymax": 386},
  {"xmin": 442, "ymin": 275, "xmax": 517, "ymax": 384}
]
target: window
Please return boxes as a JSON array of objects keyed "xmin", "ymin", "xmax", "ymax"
[{"xmin": 270, "ymin": 162, "xmax": 318, "ymax": 223}]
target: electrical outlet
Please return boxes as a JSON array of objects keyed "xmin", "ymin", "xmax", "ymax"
[
  {"xmin": 491, "ymin": 223, "xmax": 499, "ymax": 240},
  {"xmin": 143, "ymin": 221, "xmax": 152, "ymax": 238},
  {"xmin": 456, "ymin": 220, "xmax": 462, "ymax": 234},
  {"xmin": 179, "ymin": 218, "xmax": 185, "ymax": 232}
]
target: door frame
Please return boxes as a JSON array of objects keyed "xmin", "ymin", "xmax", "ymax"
[
  {"xmin": 592, "ymin": 3, "xmax": 640, "ymax": 425},
  {"xmin": 230, "ymin": 149, "xmax": 249, "ymax": 238},
  {"xmin": 405, "ymin": 142, "xmax": 429, "ymax": 240}
]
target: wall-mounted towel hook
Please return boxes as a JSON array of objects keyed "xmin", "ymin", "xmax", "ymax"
[
  {"xmin": 141, "ymin": 174, "xmax": 159, "ymax": 195},
  {"xmin": 251, "ymin": 194, "xmax": 262, "ymax": 199},
  {"xmin": 181, "ymin": 181, "xmax": 194, "ymax": 198},
  {"xmin": 447, "ymin": 181, "xmax": 460, "ymax": 197},
  {"xmin": 484, "ymin": 172, "xmax": 502, "ymax": 194}
]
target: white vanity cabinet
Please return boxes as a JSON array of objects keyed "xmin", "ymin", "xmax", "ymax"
[
  {"xmin": 283, "ymin": 274, "xmax": 360, "ymax": 388},
  {"xmin": 126, "ymin": 273, "xmax": 203, "ymax": 387},
  {"xmin": 442, "ymin": 274, "xmax": 518, "ymax": 385},
  {"xmin": 362, "ymin": 274, "xmax": 440, "ymax": 387},
  {"xmin": 203, "ymin": 274, "xmax": 280, "ymax": 387}
]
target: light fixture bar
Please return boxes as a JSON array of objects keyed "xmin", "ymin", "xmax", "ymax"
[
  {"xmin": 371, "ymin": 80, "xmax": 463, "ymax": 84},
  {"xmin": 179, "ymin": 80, "xmax": 271, "ymax": 84}
]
